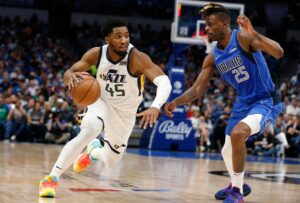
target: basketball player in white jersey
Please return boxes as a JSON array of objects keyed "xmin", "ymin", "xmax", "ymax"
[{"xmin": 39, "ymin": 19, "xmax": 172, "ymax": 198}]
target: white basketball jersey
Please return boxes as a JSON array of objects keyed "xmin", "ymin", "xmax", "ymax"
[{"xmin": 96, "ymin": 44, "xmax": 144, "ymax": 113}]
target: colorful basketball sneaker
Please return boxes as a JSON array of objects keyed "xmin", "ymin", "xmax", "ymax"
[
  {"xmin": 215, "ymin": 183, "xmax": 251, "ymax": 200},
  {"xmin": 223, "ymin": 187, "xmax": 244, "ymax": 203},
  {"xmin": 73, "ymin": 139, "xmax": 101, "ymax": 173},
  {"xmin": 39, "ymin": 175, "xmax": 58, "ymax": 198}
]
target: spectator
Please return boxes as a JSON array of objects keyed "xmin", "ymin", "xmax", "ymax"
[
  {"xmin": 210, "ymin": 112, "xmax": 230, "ymax": 152},
  {"xmin": 285, "ymin": 115, "xmax": 300, "ymax": 157},
  {"xmin": 27, "ymin": 102, "xmax": 45, "ymax": 142},
  {"xmin": 253, "ymin": 128, "xmax": 280, "ymax": 157},
  {"xmin": 273, "ymin": 116, "xmax": 289, "ymax": 157},
  {"xmin": 211, "ymin": 98, "xmax": 223, "ymax": 123},
  {"xmin": 0, "ymin": 95, "xmax": 9, "ymax": 139},
  {"xmin": 44, "ymin": 111, "xmax": 71, "ymax": 144},
  {"xmin": 23, "ymin": 98, "xmax": 35, "ymax": 112},
  {"xmin": 281, "ymin": 95, "xmax": 290, "ymax": 113},
  {"xmin": 5, "ymin": 100, "xmax": 27, "ymax": 141},
  {"xmin": 189, "ymin": 110, "xmax": 200, "ymax": 151},
  {"xmin": 286, "ymin": 96, "xmax": 300, "ymax": 115},
  {"xmin": 198, "ymin": 115, "xmax": 212, "ymax": 152},
  {"xmin": 60, "ymin": 101, "xmax": 73, "ymax": 124}
]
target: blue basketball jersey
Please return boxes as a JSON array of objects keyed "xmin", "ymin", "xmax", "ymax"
[{"xmin": 214, "ymin": 29, "xmax": 275, "ymax": 103}]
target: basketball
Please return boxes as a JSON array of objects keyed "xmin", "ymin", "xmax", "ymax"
[{"xmin": 70, "ymin": 75, "xmax": 101, "ymax": 106}]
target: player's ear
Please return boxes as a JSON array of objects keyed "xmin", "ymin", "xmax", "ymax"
[{"xmin": 105, "ymin": 36, "xmax": 109, "ymax": 44}]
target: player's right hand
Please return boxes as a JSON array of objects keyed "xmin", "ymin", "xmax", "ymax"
[
  {"xmin": 65, "ymin": 71, "xmax": 90, "ymax": 90},
  {"xmin": 237, "ymin": 15, "xmax": 256, "ymax": 38},
  {"xmin": 164, "ymin": 101, "xmax": 177, "ymax": 118}
]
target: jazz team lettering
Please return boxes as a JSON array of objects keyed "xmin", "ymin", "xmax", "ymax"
[{"xmin": 100, "ymin": 69, "xmax": 127, "ymax": 97}]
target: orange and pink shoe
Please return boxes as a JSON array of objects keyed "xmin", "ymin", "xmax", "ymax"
[
  {"xmin": 73, "ymin": 139, "xmax": 101, "ymax": 173},
  {"xmin": 39, "ymin": 175, "xmax": 58, "ymax": 198}
]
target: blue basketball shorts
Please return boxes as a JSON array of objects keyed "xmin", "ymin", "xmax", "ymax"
[{"xmin": 225, "ymin": 97, "xmax": 283, "ymax": 136}]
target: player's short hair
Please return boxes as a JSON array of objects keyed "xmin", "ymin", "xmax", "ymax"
[
  {"xmin": 199, "ymin": 3, "xmax": 231, "ymax": 21},
  {"xmin": 102, "ymin": 19, "xmax": 128, "ymax": 37}
]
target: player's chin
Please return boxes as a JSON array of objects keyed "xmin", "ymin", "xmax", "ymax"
[
  {"xmin": 120, "ymin": 46, "xmax": 128, "ymax": 51},
  {"xmin": 115, "ymin": 50, "xmax": 127, "ymax": 57},
  {"xmin": 207, "ymin": 37, "xmax": 214, "ymax": 43},
  {"xmin": 207, "ymin": 34, "xmax": 214, "ymax": 42}
]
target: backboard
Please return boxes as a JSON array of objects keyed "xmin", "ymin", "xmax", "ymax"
[{"xmin": 171, "ymin": 0, "xmax": 245, "ymax": 45}]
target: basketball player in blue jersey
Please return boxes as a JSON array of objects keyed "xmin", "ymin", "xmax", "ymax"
[
  {"xmin": 39, "ymin": 19, "xmax": 172, "ymax": 198},
  {"xmin": 165, "ymin": 3, "xmax": 283, "ymax": 203}
]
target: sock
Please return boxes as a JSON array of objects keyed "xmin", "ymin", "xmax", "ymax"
[
  {"xmin": 232, "ymin": 171, "xmax": 244, "ymax": 194},
  {"xmin": 50, "ymin": 165, "xmax": 64, "ymax": 179},
  {"xmin": 221, "ymin": 135, "xmax": 234, "ymax": 180}
]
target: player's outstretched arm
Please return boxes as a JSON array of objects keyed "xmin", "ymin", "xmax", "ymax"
[
  {"xmin": 237, "ymin": 15, "xmax": 284, "ymax": 59},
  {"xmin": 131, "ymin": 49, "xmax": 172, "ymax": 129},
  {"xmin": 164, "ymin": 54, "xmax": 215, "ymax": 117},
  {"xmin": 63, "ymin": 47, "xmax": 100, "ymax": 89}
]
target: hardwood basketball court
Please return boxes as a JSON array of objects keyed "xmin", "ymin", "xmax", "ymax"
[{"xmin": 0, "ymin": 142, "xmax": 299, "ymax": 203}]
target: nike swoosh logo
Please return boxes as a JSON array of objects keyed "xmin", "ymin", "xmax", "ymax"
[{"xmin": 229, "ymin": 48, "xmax": 237, "ymax": 53}]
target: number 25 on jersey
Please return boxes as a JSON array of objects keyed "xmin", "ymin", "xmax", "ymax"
[{"xmin": 232, "ymin": 66, "xmax": 249, "ymax": 83}]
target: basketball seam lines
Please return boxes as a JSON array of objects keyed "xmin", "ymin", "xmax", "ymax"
[
  {"xmin": 78, "ymin": 78, "xmax": 96, "ymax": 104},
  {"xmin": 93, "ymin": 81, "xmax": 100, "ymax": 103},
  {"xmin": 71, "ymin": 82, "xmax": 79, "ymax": 95}
]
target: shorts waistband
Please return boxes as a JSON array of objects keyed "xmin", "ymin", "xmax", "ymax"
[{"xmin": 237, "ymin": 91, "xmax": 280, "ymax": 105}]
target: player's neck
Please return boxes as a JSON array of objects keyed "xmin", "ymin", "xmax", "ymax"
[
  {"xmin": 217, "ymin": 28, "xmax": 232, "ymax": 50},
  {"xmin": 107, "ymin": 46, "xmax": 124, "ymax": 62}
]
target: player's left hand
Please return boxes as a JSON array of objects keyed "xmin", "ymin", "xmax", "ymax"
[
  {"xmin": 136, "ymin": 107, "xmax": 160, "ymax": 129},
  {"xmin": 237, "ymin": 15, "xmax": 256, "ymax": 37}
]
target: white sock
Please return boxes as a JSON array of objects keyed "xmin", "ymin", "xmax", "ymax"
[
  {"xmin": 221, "ymin": 135, "xmax": 234, "ymax": 180},
  {"xmin": 232, "ymin": 172, "xmax": 244, "ymax": 194},
  {"xmin": 49, "ymin": 127, "xmax": 101, "ymax": 179}
]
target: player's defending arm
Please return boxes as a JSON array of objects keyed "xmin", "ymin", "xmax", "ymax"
[
  {"xmin": 131, "ymin": 49, "xmax": 172, "ymax": 129},
  {"xmin": 164, "ymin": 54, "xmax": 215, "ymax": 117},
  {"xmin": 63, "ymin": 47, "xmax": 100, "ymax": 89},
  {"xmin": 237, "ymin": 15, "xmax": 284, "ymax": 59}
]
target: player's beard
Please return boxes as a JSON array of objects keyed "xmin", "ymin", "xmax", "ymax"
[
  {"xmin": 115, "ymin": 50, "xmax": 127, "ymax": 57},
  {"xmin": 207, "ymin": 33, "xmax": 214, "ymax": 43},
  {"xmin": 112, "ymin": 48, "xmax": 127, "ymax": 57}
]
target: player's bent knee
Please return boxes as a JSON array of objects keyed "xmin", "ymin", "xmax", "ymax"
[
  {"xmin": 80, "ymin": 113, "xmax": 104, "ymax": 137},
  {"xmin": 79, "ymin": 127, "xmax": 101, "ymax": 140},
  {"xmin": 231, "ymin": 131, "xmax": 246, "ymax": 143},
  {"xmin": 231, "ymin": 124, "xmax": 251, "ymax": 141}
]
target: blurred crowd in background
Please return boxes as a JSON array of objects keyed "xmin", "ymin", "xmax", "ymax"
[{"xmin": 0, "ymin": 0, "xmax": 300, "ymax": 158}]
